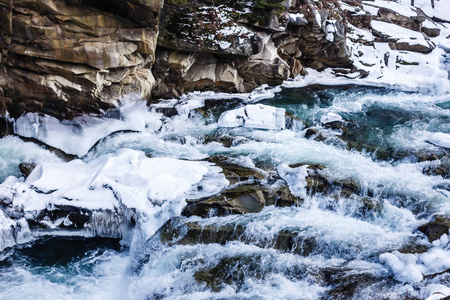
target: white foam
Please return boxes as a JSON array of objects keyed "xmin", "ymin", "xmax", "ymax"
[
  {"xmin": 0, "ymin": 136, "xmax": 62, "ymax": 182},
  {"xmin": 277, "ymin": 163, "xmax": 309, "ymax": 198}
]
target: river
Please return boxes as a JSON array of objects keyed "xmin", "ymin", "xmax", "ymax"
[{"xmin": 0, "ymin": 85, "xmax": 449, "ymax": 299}]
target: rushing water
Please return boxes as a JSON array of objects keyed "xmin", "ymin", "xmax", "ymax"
[{"xmin": 0, "ymin": 86, "xmax": 449, "ymax": 299}]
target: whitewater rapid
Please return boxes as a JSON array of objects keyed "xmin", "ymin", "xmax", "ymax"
[{"xmin": 0, "ymin": 85, "xmax": 449, "ymax": 299}]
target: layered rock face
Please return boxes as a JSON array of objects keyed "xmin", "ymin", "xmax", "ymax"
[
  {"xmin": 152, "ymin": 0, "xmax": 352, "ymax": 98},
  {"xmin": 0, "ymin": 0, "xmax": 448, "ymax": 118},
  {"xmin": 0, "ymin": 0, "xmax": 161, "ymax": 118},
  {"xmin": 0, "ymin": 0, "xmax": 353, "ymax": 117}
]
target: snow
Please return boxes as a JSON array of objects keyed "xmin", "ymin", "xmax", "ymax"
[
  {"xmin": 277, "ymin": 163, "xmax": 309, "ymax": 199},
  {"xmin": 428, "ymin": 132, "xmax": 450, "ymax": 149},
  {"xmin": 399, "ymin": 0, "xmax": 450, "ymax": 22},
  {"xmin": 13, "ymin": 101, "xmax": 163, "ymax": 157},
  {"xmin": 320, "ymin": 112, "xmax": 343, "ymax": 124},
  {"xmin": 289, "ymin": 13, "xmax": 305, "ymax": 20},
  {"xmin": 0, "ymin": 149, "xmax": 229, "ymax": 238},
  {"xmin": 380, "ymin": 233, "xmax": 450, "ymax": 283},
  {"xmin": 218, "ymin": 104, "xmax": 286, "ymax": 130},
  {"xmin": 363, "ymin": 0, "xmax": 416, "ymax": 17}
]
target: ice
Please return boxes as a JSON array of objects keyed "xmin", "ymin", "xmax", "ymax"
[
  {"xmin": 13, "ymin": 101, "xmax": 163, "ymax": 157},
  {"xmin": 320, "ymin": 112, "xmax": 343, "ymax": 124},
  {"xmin": 0, "ymin": 148, "xmax": 229, "ymax": 239},
  {"xmin": 0, "ymin": 210, "xmax": 18, "ymax": 251},
  {"xmin": 380, "ymin": 233, "xmax": 450, "ymax": 283},
  {"xmin": 218, "ymin": 104, "xmax": 286, "ymax": 130},
  {"xmin": 427, "ymin": 132, "xmax": 450, "ymax": 148},
  {"xmin": 426, "ymin": 284, "xmax": 450, "ymax": 300},
  {"xmin": 399, "ymin": 0, "xmax": 450, "ymax": 22},
  {"xmin": 277, "ymin": 163, "xmax": 309, "ymax": 198}
]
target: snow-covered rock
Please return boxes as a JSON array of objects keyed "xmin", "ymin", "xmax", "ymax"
[
  {"xmin": 0, "ymin": 149, "xmax": 229, "ymax": 239},
  {"xmin": 277, "ymin": 163, "xmax": 309, "ymax": 199},
  {"xmin": 14, "ymin": 102, "xmax": 163, "ymax": 157},
  {"xmin": 371, "ymin": 20, "xmax": 434, "ymax": 53},
  {"xmin": 428, "ymin": 132, "xmax": 450, "ymax": 149},
  {"xmin": 218, "ymin": 104, "xmax": 286, "ymax": 130},
  {"xmin": 425, "ymin": 284, "xmax": 450, "ymax": 300},
  {"xmin": 320, "ymin": 112, "xmax": 343, "ymax": 124}
]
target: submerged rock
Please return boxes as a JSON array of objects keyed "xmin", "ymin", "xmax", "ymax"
[
  {"xmin": 0, "ymin": 0, "xmax": 161, "ymax": 119},
  {"xmin": 418, "ymin": 215, "xmax": 450, "ymax": 242},
  {"xmin": 159, "ymin": 217, "xmax": 317, "ymax": 256}
]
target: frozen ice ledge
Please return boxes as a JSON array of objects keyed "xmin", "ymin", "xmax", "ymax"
[{"xmin": 0, "ymin": 148, "xmax": 229, "ymax": 251}]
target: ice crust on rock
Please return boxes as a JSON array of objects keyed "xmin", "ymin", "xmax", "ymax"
[
  {"xmin": 218, "ymin": 104, "xmax": 286, "ymax": 130},
  {"xmin": 277, "ymin": 163, "xmax": 309, "ymax": 199},
  {"xmin": 380, "ymin": 233, "xmax": 450, "ymax": 283},
  {"xmin": 14, "ymin": 101, "xmax": 163, "ymax": 157},
  {"xmin": 425, "ymin": 284, "xmax": 450, "ymax": 300},
  {"xmin": 320, "ymin": 112, "xmax": 343, "ymax": 124},
  {"xmin": 0, "ymin": 148, "xmax": 229, "ymax": 239}
]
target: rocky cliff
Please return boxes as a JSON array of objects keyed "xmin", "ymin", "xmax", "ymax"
[{"xmin": 0, "ymin": 0, "xmax": 448, "ymax": 119}]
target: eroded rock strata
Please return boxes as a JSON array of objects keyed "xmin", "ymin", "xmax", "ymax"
[{"xmin": 1, "ymin": 0, "xmax": 448, "ymax": 119}]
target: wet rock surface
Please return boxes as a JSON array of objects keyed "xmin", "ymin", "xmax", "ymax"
[
  {"xmin": 0, "ymin": 0, "xmax": 161, "ymax": 119},
  {"xmin": 419, "ymin": 215, "xmax": 450, "ymax": 242}
]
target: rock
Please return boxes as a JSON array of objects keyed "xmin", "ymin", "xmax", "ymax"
[
  {"xmin": 388, "ymin": 41, "xmax": 435, "ymax": 54},
  {"xmin": 418, "ymin": 215, "xmax": 450, "ymax": 242},
  {"xmin": 207, "ymin": 156, "xmax": 266, "ymax": 185},
  {"xmin": 18, "ymin": 162, "xmax": 36, "ymax": 178},
  {"xmin": 159, "ymin": 217, "xmax": 317, "ymax": 256},
  {"xmin": 304, "ymin": 128, "xmax": 327, "ymax": 141},
  {"xmin": 1, "ymin": 0, "xmax": 161, "ymax": 119},
  {"xmin": 183, "ymin": 184, "xmax": 266, "ymax": 217}
]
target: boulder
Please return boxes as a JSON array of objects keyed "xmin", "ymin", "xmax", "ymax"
[{"xmin": 418, "ymin": 215, "xmax": 450, "ymax": 242}]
